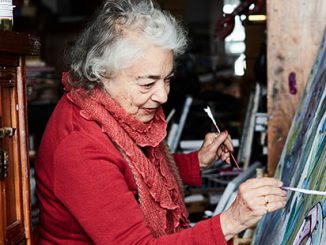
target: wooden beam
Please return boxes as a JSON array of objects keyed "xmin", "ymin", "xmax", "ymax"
[{"xmin": 267, "ymin": 0, "xmax": 326, "ymax": 176}]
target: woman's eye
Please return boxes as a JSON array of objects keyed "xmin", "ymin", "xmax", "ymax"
[{"xmin": 141, "ymin": 83, "xmax": 154, "ymax": 89}]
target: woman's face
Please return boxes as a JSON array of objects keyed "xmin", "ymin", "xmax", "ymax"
[{"xmin": 104, "ymin": 45, "xmax": 174, "ymax": 123}]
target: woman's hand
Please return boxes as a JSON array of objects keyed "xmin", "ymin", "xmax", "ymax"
[
  {"xmin": 220, "ymin": 177, "xmax": 287, "ymax": 241},
  {"xmin": 198, "ymin": 131, "xmax": 234, "ymax": 170}
]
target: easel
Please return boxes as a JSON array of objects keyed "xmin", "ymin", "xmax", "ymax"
[
  {"xmin": 167, "ymin": 96, "xmax": 193, "ymax": 152},
  {"xmin": 236, "ymin": 82, "xmax": 265, "ymax": 170}
]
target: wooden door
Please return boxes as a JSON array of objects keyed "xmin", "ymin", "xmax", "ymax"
[{"xmin": 0, "ymin": 32, "xmax": 40, "ymax": 245}]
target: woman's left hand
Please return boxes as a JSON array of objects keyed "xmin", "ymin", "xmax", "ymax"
[
  {"xmin": 198, "ymin": 131, "xmax": 234, "ymax": 170},
  {"xmin": 220, "ymin": 177, "xmax": 287, "ymax": 241}
]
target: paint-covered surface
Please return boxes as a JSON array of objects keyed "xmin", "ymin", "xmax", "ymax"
[
  {"xmin": 267, "ymin": 0, "xmax": 326, "ymax": 176},
  {"xmin": 253, "ymin": 31, "xmax": 326, "ymax": 245}
]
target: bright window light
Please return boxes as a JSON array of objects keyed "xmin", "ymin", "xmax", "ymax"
[
  {"xmin": 223, "ymin": 0, "xmax": 246, "ymax": 76},
  {"xmin": 234, "ymin": 54, "xmax": 246, "ymax": 76},
  {"xmin": 248, "ymin": 15, "xmax": 267, "ymax": 22},
  {"xmin": 223, "ymin": 4, "xmax": 235, "ymax": 14}
]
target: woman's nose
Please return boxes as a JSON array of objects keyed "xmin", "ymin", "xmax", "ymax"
[{"xmin": 151, "ymin": 81, "xmax": 169, "ymax": 104}]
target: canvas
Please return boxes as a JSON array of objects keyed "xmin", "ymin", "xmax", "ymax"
[{"xmin": 253, "ymin": 31, "xmax": 326, "ymax": 245}]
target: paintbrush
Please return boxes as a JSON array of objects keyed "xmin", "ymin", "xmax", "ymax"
[
  {"xmin": 204, "ymin": 106, "xmax": 240, "ymax": 170},
  {"xmin": 282, "ymin": 187, "xmax": 326, "ymax": 197}
]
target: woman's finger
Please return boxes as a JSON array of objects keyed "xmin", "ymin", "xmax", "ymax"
[
  {"xmin": 263, "ymin": 194, "xmax": 287, "ymax": 204},
  {"xmin": 216, "ymin": 147, "xmax": 223, "ymax": 157},
  {"xmin": 225, "ymin": 156, "xmax": 231, "ymax": 164},
  {"xmin": 220, "ymin": 151, "xmax": 231, "ymax": 162},
  {"xmin": 201, "ymin": 133, "xmax": 217, "ymax": 146},
  {"xmin": 248, "ymin": 186, "xmax": 287, "ymax": 197},
  {"xmin": 265, "ymin": 200, "xmax": 286, "ymax": 213},
  {"xmin": 223, "ymin": 133, "xmax": 234, "ymax": 152},
  {"xmin": 214, "ymin": 130, "xmax": 228, "ymax": 141},
  {"xmin": 242, "ymin": 177, "xmax": 283, "ymax": 190},
  {"xmin": 200, "ymin": 132, "xmax": 228, "ymax": 155}
]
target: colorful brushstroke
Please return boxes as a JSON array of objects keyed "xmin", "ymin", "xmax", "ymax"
[{"xmin": 253, "ymin": 30, "xmax": 326, "ymax": 245}]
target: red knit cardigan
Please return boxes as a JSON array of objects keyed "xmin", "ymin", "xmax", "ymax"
[{"xmin": 35, "ymin": 95, "xmax": 229, "ymax": 244}]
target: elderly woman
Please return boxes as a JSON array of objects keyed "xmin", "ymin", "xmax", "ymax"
[{"xmin": 35, "ymin": 0, "xmax": 287, "ymax": 244}]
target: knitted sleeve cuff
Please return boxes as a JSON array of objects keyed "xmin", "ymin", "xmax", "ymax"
[{"xmin": 173, "ymin": 151, "xmax": 202, "ymax": 186}]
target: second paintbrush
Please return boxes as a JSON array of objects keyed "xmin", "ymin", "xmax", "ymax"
[{"xmin": 204, "ymin": 106, "xmax": 241, "ymax": 170}]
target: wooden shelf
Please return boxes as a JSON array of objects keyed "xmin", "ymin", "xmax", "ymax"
[
  {"xmin": 0, "ymin": 31, "xmax": 40, "ymax": 56},
  {"xmin": 0, "ymin": 31, "xmax": 40, "ymax": 244}
]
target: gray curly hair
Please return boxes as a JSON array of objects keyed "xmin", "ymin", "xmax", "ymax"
[{"xmin": 67, "ymin": 0, "xmax": 188, "ymax": 90}]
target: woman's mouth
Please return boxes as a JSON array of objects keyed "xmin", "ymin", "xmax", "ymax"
[{"xmin": 143, "ymin": 108, "xmax": 157, "ymax": 114}]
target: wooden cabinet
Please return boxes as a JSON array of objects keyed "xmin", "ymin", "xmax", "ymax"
[{"xmin": 0, "ymin": 32, "xmax": 40, "ymax": 245}]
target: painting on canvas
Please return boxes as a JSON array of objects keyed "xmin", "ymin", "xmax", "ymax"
[{"xmin": 253, "ymin": 31, "xmax": 326, "ymax": 245}]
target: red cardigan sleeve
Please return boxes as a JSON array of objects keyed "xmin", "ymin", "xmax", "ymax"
[
  {"xmin": 173, "ymin": 154, "xmax": 233, "ymax": 245},
  {"xmin": 52, "ymin": 133, "xmax": 228, "ymax": 244},
  {"xmin": 173, "ymin": 151, "xmax": 202, "ymax": 186}
]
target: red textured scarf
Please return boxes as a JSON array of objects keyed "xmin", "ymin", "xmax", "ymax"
[{"xmin": 62, "ymin": 73, "xmax": 189, "ymax": 237}]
